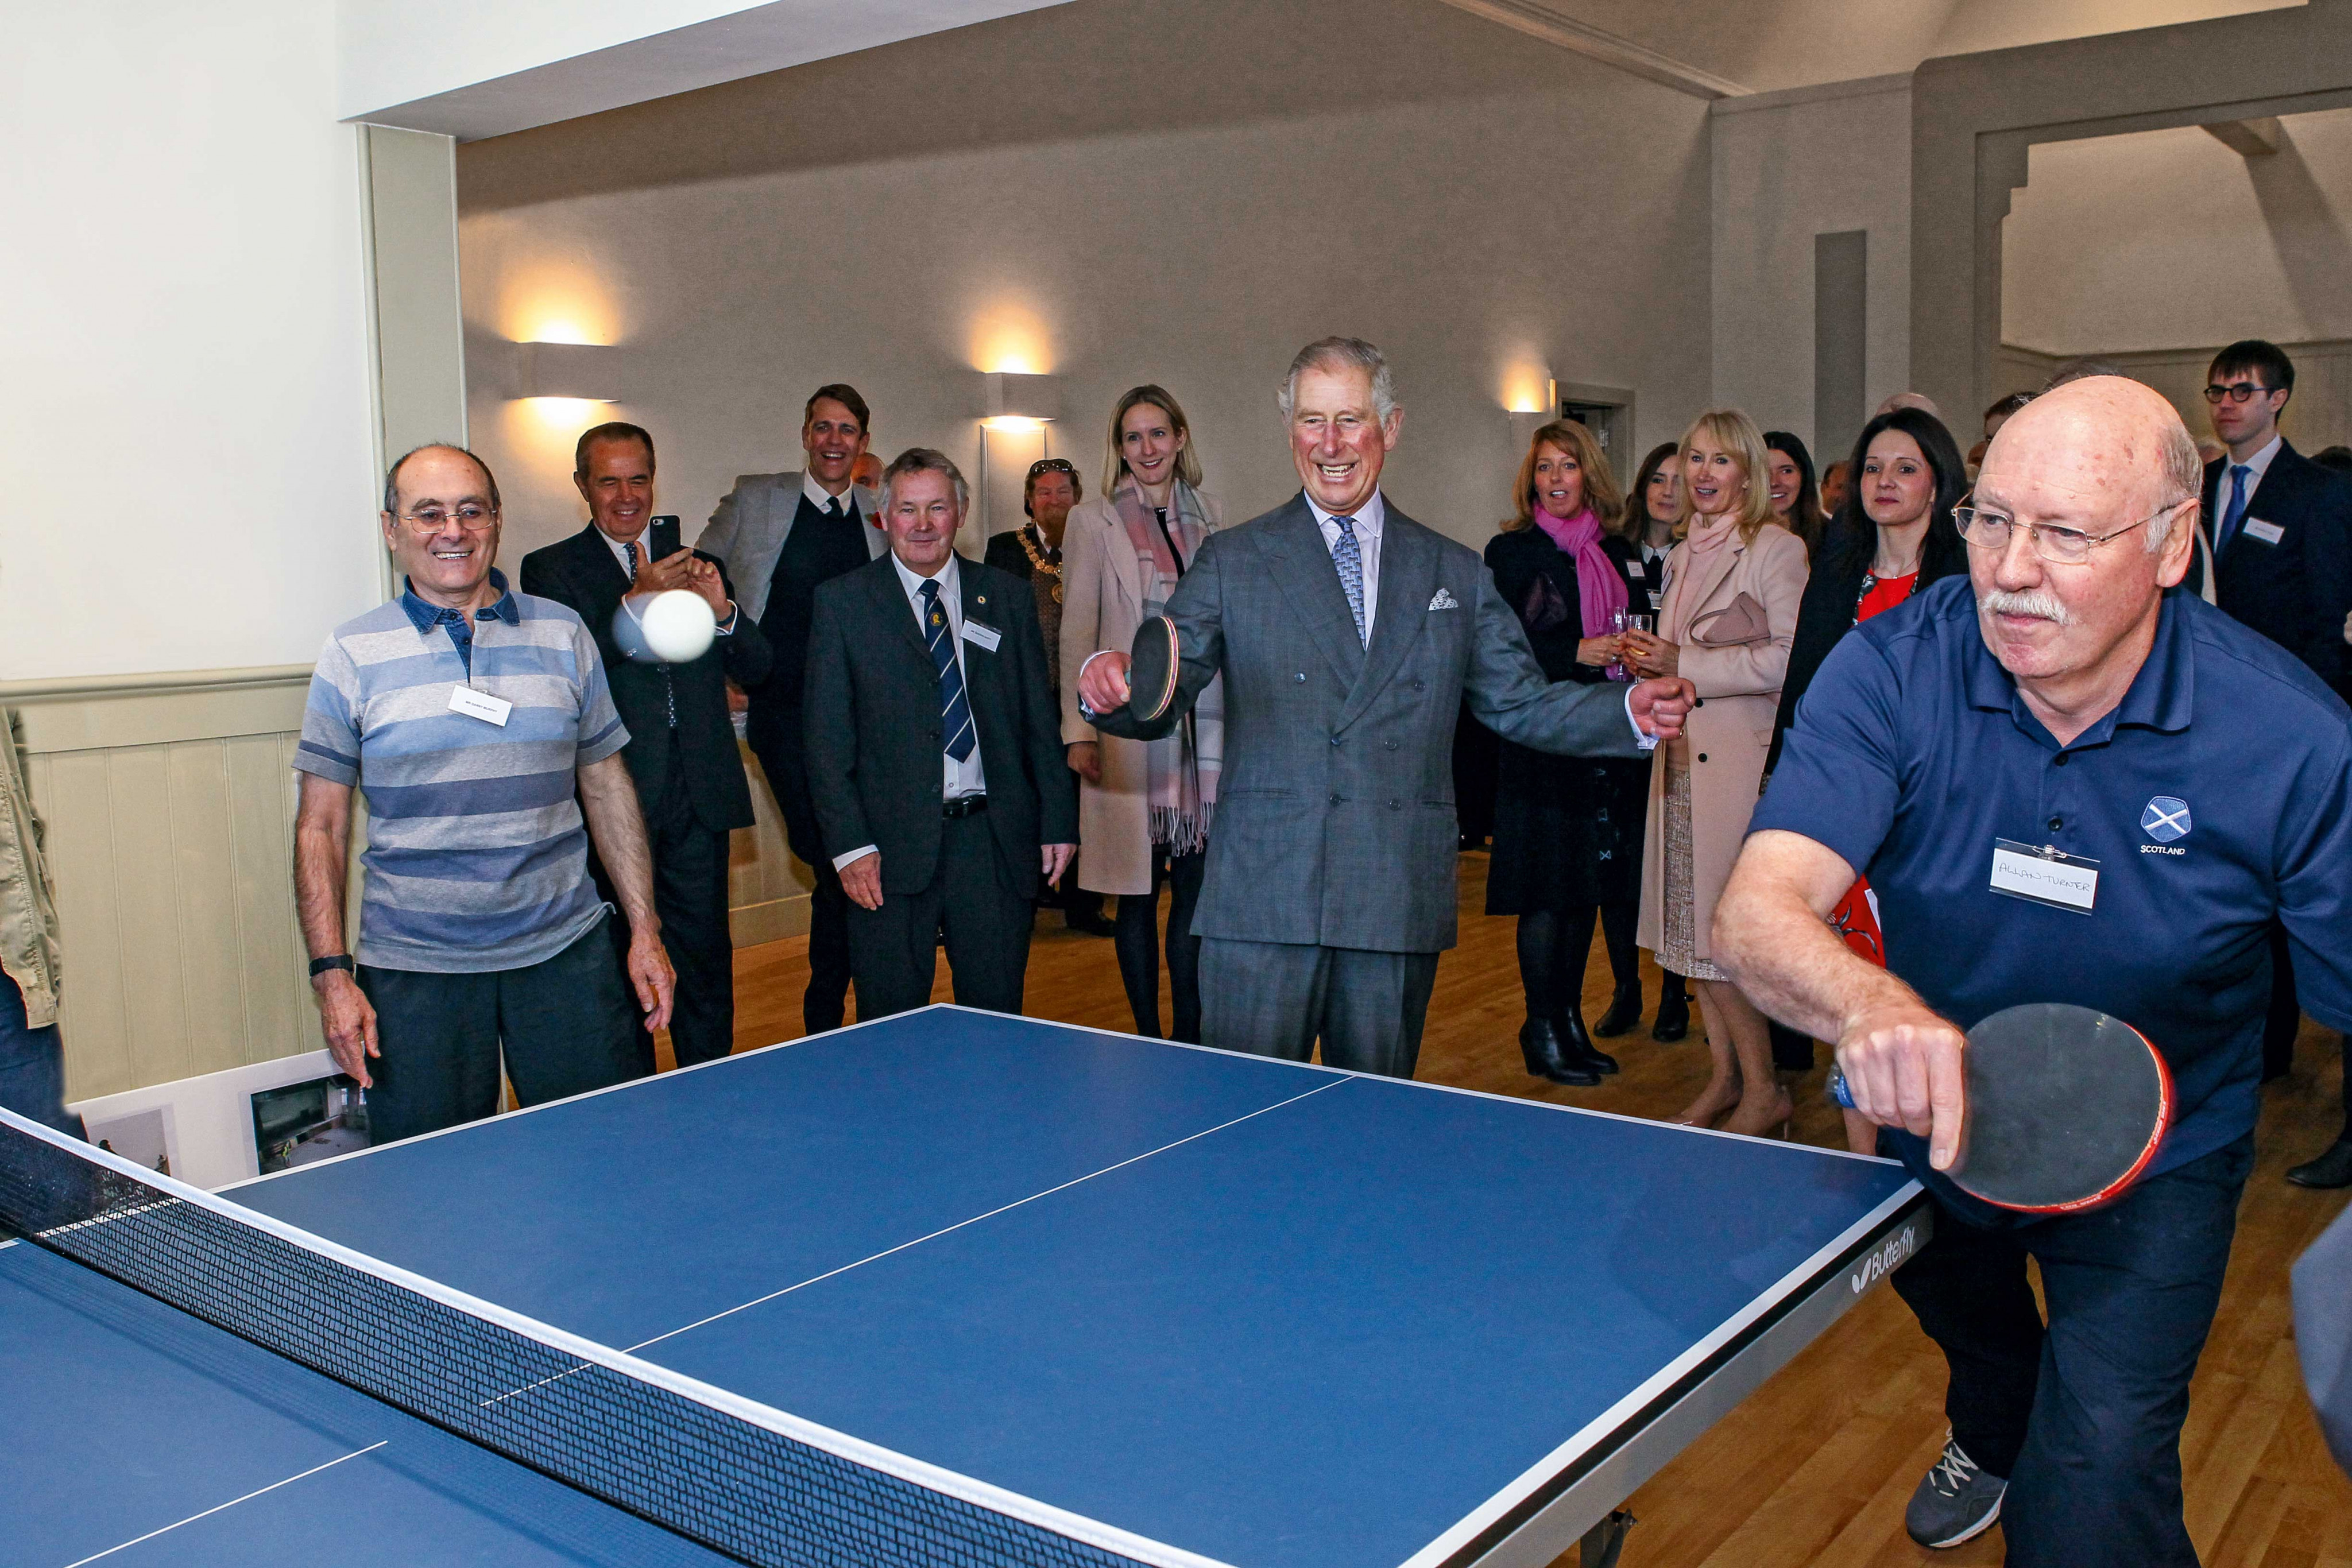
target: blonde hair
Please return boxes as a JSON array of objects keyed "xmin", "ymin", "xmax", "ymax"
[
  {"xmin": 1102, "ymin": 385, "xmax": 1204, "ymax": 495},
  {"xmin": 1502, "ymin": 419, "xmax": 1623, "ymax": 534},
  {"xmin": 1675, "ymin": 408, "xmax": 1778, "ymax": 545}
]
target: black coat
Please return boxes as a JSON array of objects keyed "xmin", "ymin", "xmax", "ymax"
[
  {"xmin": 1480, "ymin": 526, "xmax": 1649, "ymax": 912},
  {"xmin": 2184, "ymin": 442, "xmax": 2352, "ymax": 696},
  {"xmin": 519, "ymin": 525, "xmax": 773, "ymax": 832},
  {"xmin": 1766, "ymin": 522, "xmax": 1968, "ymax": 777},
  {"xmin": 804, "ymin": 556, "xmax": 1078, "ymax": 897}
]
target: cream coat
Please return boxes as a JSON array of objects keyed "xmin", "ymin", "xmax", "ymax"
[
  {"xmin": 1635, "ymin": 521, "xmax": 1809, "ymax": 965},
  {"xmin": 1059, "ymin": 488, "xmax": 1224, "ymax": 895}
]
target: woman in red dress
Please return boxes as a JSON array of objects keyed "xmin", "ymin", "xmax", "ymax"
[{"xmin": 1764, "ymin": 405, "xmax": 1972, "ymax": 1151}]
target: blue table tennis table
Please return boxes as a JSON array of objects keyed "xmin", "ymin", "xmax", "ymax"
[{"xmin": 3, "ymin": 1006, "xmax": 1927, "ymax": 1568}]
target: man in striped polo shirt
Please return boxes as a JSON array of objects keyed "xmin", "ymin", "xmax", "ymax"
[{"xmin": 292, "ymin": 444, "xmax": 675, "ymax": 1144}]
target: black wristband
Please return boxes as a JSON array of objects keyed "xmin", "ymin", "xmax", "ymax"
[{"xmin": 308, "ymin": 954, "xmax": 355, "ymax": 978}]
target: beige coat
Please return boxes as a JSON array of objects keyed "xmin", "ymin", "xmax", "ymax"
[
  {"xmin": 0, "ymin": 709, "xmax": 62, "ymax": 1029},
  {"xmin": 1058, "ymin": 488, "xmax": 1224, "ymax": 894},
  {"xmin": 1635, "ymin": 521, "xmax": 1809, "ymax": 966}
]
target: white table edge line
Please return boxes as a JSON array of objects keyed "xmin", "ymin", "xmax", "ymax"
[
  {"xmin": 59, "ymin": 1441, "xmax": 388, "ymax": 1567},
  {"xmin": 1391, "ymin": 1179, "xmax": 1929, "ymax": 1568}
]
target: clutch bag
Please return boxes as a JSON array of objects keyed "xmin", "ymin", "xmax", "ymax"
[{"xmin": 1688, "ymin": 591, "xmax": 1771, "ymax": 647}]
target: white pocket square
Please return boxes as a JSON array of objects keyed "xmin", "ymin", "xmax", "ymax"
[{"xmin": 1428, "ymin": 587, "xmax": 1460, "ymax": 611}]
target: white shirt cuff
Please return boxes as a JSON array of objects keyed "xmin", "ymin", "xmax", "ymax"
[
  {"xmin": 1624, "ymin": 686, "xmax": 1660, "ymax": 752},
  {"xmin": 833, "ymin": 845, "xmax": 877, "ymax": 872}
]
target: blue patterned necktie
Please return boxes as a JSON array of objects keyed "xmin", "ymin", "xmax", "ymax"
[
  {"xmin": 1329, "ymin": 516, "xmax": 1367, "ymax": 645},
  {"xmin": 922, "ymin": 579, "xmax": 976, "ymax": 762},
  {"xmin": 2217, "ymin": 464, "xmax": 2253, "ymax": 555}
]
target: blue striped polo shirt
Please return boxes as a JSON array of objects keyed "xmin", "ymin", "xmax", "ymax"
[{"xmin": 292, "ymin": 570, "xmax": 630, "ymax": 974}]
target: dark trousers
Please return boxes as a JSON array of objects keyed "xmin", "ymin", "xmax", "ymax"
[
  {"xmin": 1514, "ymin": 900, "xmax": 1637, "ymax": 1025},
  {"xmin": 1112, "ymin": 846, "xmax": 1206, "ymax": 1042},
  {"xmin": 589, "ymin": 746, "xmax": 736, "ymax": 1071},
  {"xmin": 1889, "ymin": 1135, "xmax": 2254, "ymax": 1567},
  {"xmin": 0, "ymin": 970, "xmax": 80, "ymax": 1139},
  {"xmin": 2264, "ymin": 923, "xmax": 2300, "ymax": 1081},
  {"xmin": 357, "ymin": 916, "xmax": 645, "ymax": 1145},
  {"xmin": 842, "ymin": 810, "xmax": 1034, "ymax": 1020},
  {"xmin": 748, "ymin": 717, "xmax": 852, "ymax": 1034},
  {"xmin": 1198, "ymin": 939, "xmax": 1440, "ymax": 1078}
]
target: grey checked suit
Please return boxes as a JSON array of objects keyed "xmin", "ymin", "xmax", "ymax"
[{"xmin": 1089, "ymin": 493, "xmax": 1647, "ymax": 1074}]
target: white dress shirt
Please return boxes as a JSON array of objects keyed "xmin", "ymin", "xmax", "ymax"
[
  {"xmin": 803, "ymin": 473, "xmax": 859, "ymax": 519},
  {"xmin": 834, "ymin": 551, "xmax": 987, "ymax": 872},
  {"xmin": 2226, "ymin": 433, "xmax": 2285, "ymax": 501},
  {"xmin": 1305, "ymin": 489, "xmax": 1386, "ymax": 641}
]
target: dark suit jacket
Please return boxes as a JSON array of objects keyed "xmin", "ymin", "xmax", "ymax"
[
  {"xmin": 2185, "ymin": 442, "xmax": 2352, "ymax": 694},
  {"xmin": 519, "ymin": 525, "xmax": 773, "ymax": 832},
  {"xmin": 803, "ymin": 555, "xmax": 1078, "ymax": 897},
  {"xmin": 1089, "ymin": 493, "xmax": 1645, "ymax": 954}
]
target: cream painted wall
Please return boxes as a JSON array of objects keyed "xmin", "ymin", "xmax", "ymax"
[
  {"xmin": 2003, "ymin": 110, "xmax": 2352, "ymax": 355},
  {"xmin": 455, "ymin": 0, "xmax": 1714, "ymax": 566},
  {"xmin": 1709, "ymin": 75, "xmax": 1912, "ymax": 463},
  {"xmin": 0, "ymin": 0, "xmax": 383, "ymax": 682}
]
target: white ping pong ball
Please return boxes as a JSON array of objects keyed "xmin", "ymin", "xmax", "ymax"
[{"xmin": 640, "ymin": 590, "xmax": 717, "ymax": 664}]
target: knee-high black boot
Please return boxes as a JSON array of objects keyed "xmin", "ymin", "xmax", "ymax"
[
  {"xmin": 1516, "ymin": 913, "xmax": 1598, "ymax": 1086},
  {"xmin": 1549, "ymin": 904, "xmax": 1617, "ymax": 1075},
  {"xmin": 1592, "ymin": 900, "xmax": 1644, "ymax": 1037}
]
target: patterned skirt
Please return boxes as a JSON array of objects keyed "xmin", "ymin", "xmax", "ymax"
[{"xmin": 1657, "ymin": 762, "xmax": 1728, "ymax": 982}]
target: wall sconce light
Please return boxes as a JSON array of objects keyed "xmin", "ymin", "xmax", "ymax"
[
  {"xmin": 1505, "ymin": 375, "xmax": 1557, "ymax": 453},
  {"xmin": 519, "ymin": 341, "xmax": 622, "ymax": 402},
  {"xmin": 978, "ymin": 371, "xmax": 1061, "ymax": 431}
]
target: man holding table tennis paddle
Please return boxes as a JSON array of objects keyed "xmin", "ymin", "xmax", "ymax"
[{"xmin": 1717, "ymin": 376, "xmax": 2352, "ymax": 1565}]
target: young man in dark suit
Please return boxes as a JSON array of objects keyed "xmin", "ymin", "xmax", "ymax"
[
  {"xmin": 520, "ymin": 423, "xmax": 771, "ymax": 1071},
  {"xmin": 2188, "ymin": 342, "xmax": 2352, "ymax": 1141},
  {"xmin": 804, "ymin": 448, "xmax": 1077, "ymax": 1019},
  {"xmin": 698, "ymin": 385, "xmax": 885, "ymax": 1035}
]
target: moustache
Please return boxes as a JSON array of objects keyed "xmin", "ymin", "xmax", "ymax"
[{"xmin": 1978, "ymin": 587, "xmax": 2071, "ymax": 627}]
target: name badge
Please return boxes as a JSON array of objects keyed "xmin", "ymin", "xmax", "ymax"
[
  {"xmin": 1989, "ymin": 838, "xmax": 2098, "ymax": 915},
  {"xmin": 448, "ymin": 685, "xmax": 512, "ymax": 726},
  {"xmin": 2242, "ymin": 518, "xmax": 2284, "ymax": 546},
  {"xmin": 961, "ymin": 621, "xmax": 1002, "ymax": 653}
]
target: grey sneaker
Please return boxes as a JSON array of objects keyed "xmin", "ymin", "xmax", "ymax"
[{"xmin": 1905, "ymin": 1434, "xmax": 2006, "ymax": 1548}]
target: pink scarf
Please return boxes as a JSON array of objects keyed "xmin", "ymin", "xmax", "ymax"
[{"xmin": 1533, "ymin": 505, "xmax": 1628, "ymax": 638}]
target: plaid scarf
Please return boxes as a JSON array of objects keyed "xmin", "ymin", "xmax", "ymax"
[{"xmin": 1112, "ymin": 477, "xmax": 1222, "ymax": 852}]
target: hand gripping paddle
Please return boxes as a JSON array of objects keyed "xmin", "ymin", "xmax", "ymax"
[
  {"xmin": 1836, "ymin": 1002, "xmax": 2174, "ymax": 1213},
  {"xmin": 1126, "ymin": 614, "xmax": 1183, "ymax": 725}
]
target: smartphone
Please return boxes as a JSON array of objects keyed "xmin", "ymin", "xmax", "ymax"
[{"xmin": 649, "ymin": 515, "xmax": 682, "ymax": 562}]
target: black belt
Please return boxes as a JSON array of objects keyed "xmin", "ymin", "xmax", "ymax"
[{"xmin": 942, "ymin": 795, "xmax": 989, "ymax": 819}]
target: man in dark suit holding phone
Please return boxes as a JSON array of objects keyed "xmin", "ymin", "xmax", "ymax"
[
  {"xmin": 804, "ymin": 448, "xmax": 1077, "ymax": 1019},
  {"xmin": 2184, "ymin": 340, "xmax": 2352, "ymax": 1126},
  {"xmin": 520, "ymin": 423, "xmax": 772, "ymax": 1070}
]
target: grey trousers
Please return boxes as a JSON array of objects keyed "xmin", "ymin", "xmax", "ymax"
[{"xmin": 1198, "ymin": 939, "xmax": 1440, "ymax": 1078}]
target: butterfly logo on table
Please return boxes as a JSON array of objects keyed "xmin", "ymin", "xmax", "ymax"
[{"xmin": 2141, "ymin": 796, "xmax": 2192, "ymax": 843}]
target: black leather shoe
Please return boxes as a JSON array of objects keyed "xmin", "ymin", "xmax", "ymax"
[
  {"xmin": 1652, "ymin": 982, "xmax": 1690, "ymax": 1043},
  {"xmin": 2288, "ymin": 1139, "xmax": 2352, "ymax": 1189},
  {"xmin": 1520, "ymin": 1020, "xmax": 1600, "ymax": 1086},
  {"xmin": 1592, "ymin": 984, "xmax": 1643, "ymax": 1039},
  {"xmin": 1556, "ymin": 1008, "xmax": 1619, "ymax": 1075},
  {"xmin": 1064, "ymin": 912, "xmax": 1118, "ymax": 938}
]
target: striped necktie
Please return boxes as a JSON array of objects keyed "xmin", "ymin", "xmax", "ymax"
[
  {"xmin": 1329, "ymin": 516, "xmax": 1367, "ymax": 644},
  {"xmin": 921, "ymin": 579, "xmax": 976, "ymax": 762},
  {"xmin": 624, "ymin": 540, "xmax": 677, "ymax": 727}
]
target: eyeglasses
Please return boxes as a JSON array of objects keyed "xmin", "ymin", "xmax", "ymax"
[
  {"xmin": 1026, "ymin": 458, "xmax": 1077, "ymax": 480},
  {"xmin": 2203, "ymin": 382, "xmax": 2276, "ymax": 404},
  {"xmin": 397, "ymin": 504, "xmax": 498, "ymax": 533},
  {"xmin": 1952, "ymin": 498, "xmax": 2190, "ymax": 566}
]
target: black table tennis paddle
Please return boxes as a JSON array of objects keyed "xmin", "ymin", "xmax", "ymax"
[
  {"xmin": 1834, "ymin": 1002, "xmax": 2173, "ymax": 1213},
  {"xmin": 1127, "ymin": 614, "xmax": 1183, "ymax": 725}
]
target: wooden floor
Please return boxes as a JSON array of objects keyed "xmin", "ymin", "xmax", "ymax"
[{"xmin": 698, "ymin": 855, "xmax": 2352, "ymax": 1567}]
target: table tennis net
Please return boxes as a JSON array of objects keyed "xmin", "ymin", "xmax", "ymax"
[{"xmin": 0, "ymin": 1110, "xmax": 1179, "ymax": 1568}]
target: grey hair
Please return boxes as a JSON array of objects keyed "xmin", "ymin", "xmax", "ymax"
[
  {"xmin": 879, "ymin": 446, "xmax": 969, "ymax": 516},
  {"xmin": 1276, "ymin": 336, "xmax": 1397, "ymax": 423},
  {"xmin": 2146, "ymin": 412, "xmax": 2205, "ymax": 553},
  {"xmin": 383, "ymin": 443, "xmax": 501, "ymax": 516}
]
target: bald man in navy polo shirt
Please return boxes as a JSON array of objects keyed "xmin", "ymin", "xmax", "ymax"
[{"xmin": 1716, "ymin": 378, "xmax": 2352, "ymax": 1565}]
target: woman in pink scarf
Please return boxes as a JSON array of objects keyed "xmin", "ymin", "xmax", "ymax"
[{"xmin": 1480, "ymin": 420, "xmax": 1650, "ymax": 1087}]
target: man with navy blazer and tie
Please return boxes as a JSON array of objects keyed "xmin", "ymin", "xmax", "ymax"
[
  {"xmin": 519, "ymin": 423, "xmax": 772, "ymax": 1070},
  {"xmin": 699, "ymin": 385, "xmax": 886, "ymax": 1035},
  {"xmin": 804, "ymin": 448, "xmax": 1077, "ymax": 1020},
  {"xmin": 1078, "ymin": 339, "xmax": 1693, "ymax": 1078}
]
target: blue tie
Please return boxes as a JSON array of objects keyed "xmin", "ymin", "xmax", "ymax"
[
  {"xmin": 2217, "ymin": 464, "xmax": 2253, "ymax": 555},
  {"xmin": 1330, "ymin": 516, "xmax": 1367, "ymax": 645},
  {"xmin": 922, "ymin": 579, "xmax": 976, "ymax": 762}
]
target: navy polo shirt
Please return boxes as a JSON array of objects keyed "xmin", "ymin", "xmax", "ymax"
[{"xmin": 1755, "ymin": 576, "xmax": 2352, "ymax": 1203}]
